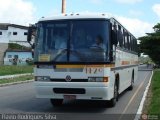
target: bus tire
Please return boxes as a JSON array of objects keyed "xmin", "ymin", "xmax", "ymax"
[
  {"xmin": 128, "ymin": 73, "xmax": 134, "ymax": 90},
  {"xmin": 108, "ymin": 83, "xmax": 118, "ymax": 107},
  {"xmin": 50, "ymin": 99, "xmax": 63, "ymax": 107}
]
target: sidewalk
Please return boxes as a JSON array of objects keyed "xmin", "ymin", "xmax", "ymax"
[{"xmin": 0, "ymin": 73, "xmax": 33, "ymax": 80}]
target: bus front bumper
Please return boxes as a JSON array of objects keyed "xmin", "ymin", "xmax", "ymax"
[{"xmin": 34, "ymin": 82, "xmax": 113, "ymax": 101}]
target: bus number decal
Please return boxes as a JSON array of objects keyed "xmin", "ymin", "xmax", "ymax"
[{"xmin": 85, "ymin": 67, "xmax": 103, "ymax": 74}]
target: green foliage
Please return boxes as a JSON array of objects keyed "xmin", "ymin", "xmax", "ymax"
[
  {"xmin": 0, "ymin": 65, "xmax": 33, "ymax": 76},
  {"xmin": 0, "ymin": 75, "xmax": 33, "ymax": 84},
  {"xmin": 153, "ymin": 23, "xmax": 160, "ymax": 32},
  {"xmin": 26, "ymin": 58, "xmax": 34, "ymax": 65},
  {"xmin": 139, "ymin": 23, "xmax": 160, "ymax": 65},
  {"xmin": 8, "ymin": 43, "xmax": 31, "ymax": 50},
  {"xmin": 148, "ymin": 69, "xmax": 160, "ymax": 114}
]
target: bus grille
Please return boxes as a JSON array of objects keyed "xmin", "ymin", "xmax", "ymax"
[
  {"xmin": 50, "ymin": 79, "xmax": 88, "ymax": 82},
  {"xmin": 53, "ymin": 88, "xmax": 85, "ymax": 94}
]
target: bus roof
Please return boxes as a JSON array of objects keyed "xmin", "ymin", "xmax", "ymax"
[
  {"xmin": 38, "ymin": 13, "xmax": 137, "ymax": 39},
  {"xmin": 39, "ymin": 13, "xmax": 111, "ymax": 22}
]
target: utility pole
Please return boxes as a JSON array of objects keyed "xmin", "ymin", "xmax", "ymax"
[{"xmin": 62, "ymin": 0, "xmax": 66, "ymax": 14}]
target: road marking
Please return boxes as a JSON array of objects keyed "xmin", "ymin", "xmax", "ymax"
[
  {"xmin": 118, "ymin": 72, "xmax": 150, "ymax": 120},
  {"xmin": 134, "ymin": 71, "xmax": 153, "ymax": 120}
]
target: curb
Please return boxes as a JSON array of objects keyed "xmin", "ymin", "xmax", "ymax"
[
  {"xmin": 0, "ymin": 73, "xmax": 33, "ymax": 80},
  {"xmin": 138, "ymin": 69, "xmax": 153, "ymax": 71},
  {"xmin": 134, "ymin": 71, "xmax": 154, "ymax": 120},
  {"xmin": 0, "ymin": 79, "xmax": 34, "ymax": 87}
]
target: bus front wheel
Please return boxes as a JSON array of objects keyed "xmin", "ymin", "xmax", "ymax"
[
  {"xmin": 108, "ymin": 84, "xmax": 118, "ymax": 107},
  {"xmin": 50, "ymin": 99, "xmax": 63, "ymax": 107}
]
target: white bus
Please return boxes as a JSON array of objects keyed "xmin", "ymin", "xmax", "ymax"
[{"xmin": 28, "ymin": 14, "xmax": 138, "ymax": 107}]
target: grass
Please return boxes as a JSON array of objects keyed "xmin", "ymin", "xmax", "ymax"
[
  {"xmin": 147, "ymin": 69, "xmax": 160, "ymax": 114},
  {"xmin": 0, "ymin": 75, "xmax": 34, "ymax": 84},
  {"xmin": 0, "ymin": 65, "xmax": 33, "ymax": 76}
]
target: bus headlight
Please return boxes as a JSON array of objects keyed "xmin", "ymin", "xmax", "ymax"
[
  {"xmin": 88, "ymin": 77, "xmax": 108, "ymax": 82},
  {"xmin": 35, "ymin": 76, "xmax": 50, "ymax": 81}
]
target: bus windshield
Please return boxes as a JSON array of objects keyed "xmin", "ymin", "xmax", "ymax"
[{"xmin": 34, "ymin": 20, "xmax": 109, "ymax": 63}]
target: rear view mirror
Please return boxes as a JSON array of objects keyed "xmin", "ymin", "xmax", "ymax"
[{"xmin": 27, "ymin": 24, "xmax": 36, "ymax": 49}]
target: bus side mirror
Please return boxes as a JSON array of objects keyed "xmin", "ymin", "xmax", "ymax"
[{"xmin": 27, "ymin": 25, "xmax": 36, "ymax": 49}]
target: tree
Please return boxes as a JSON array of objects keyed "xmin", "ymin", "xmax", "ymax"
[
  {"xmin": 8, "ymin": 43, "xmax": 31, "ymax": 50},
  {"xmin": 139, "ymin": 23, "xmax": 160, "ymax": 65}
]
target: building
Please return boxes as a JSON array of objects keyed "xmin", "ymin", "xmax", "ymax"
[
  {"xmin": 0, "ymin": 23, "xmax": 29, "ymax": 44},
  {"xmin": 4, "ymin": 50, "xmax": 33, "ymax": 66},
  {"xmin": 0, "ymin": 23, "xmax": 29, "ymax": 65},
  {"xmin": 0, "ymin": 43, "xmax": 8, "ymax": 65}
]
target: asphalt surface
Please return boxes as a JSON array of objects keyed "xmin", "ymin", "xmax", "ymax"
[{"xmin": 0, "ymin": 65, "xmax": 152, "ymax": 120}]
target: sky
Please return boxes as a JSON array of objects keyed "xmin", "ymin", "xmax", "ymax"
[{"xmin": 0, "ymin": 0, "xmax": 160, "ymax": 38}]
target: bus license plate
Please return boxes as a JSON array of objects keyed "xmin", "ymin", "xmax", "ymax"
[{"xmin": 63, "ymin": 95, "xmax": 76, "ymax": 100}]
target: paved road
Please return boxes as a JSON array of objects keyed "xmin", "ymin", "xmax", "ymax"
[{"xmin": 0, "ymin": 65, "xmax": 152, "ymax": 120}]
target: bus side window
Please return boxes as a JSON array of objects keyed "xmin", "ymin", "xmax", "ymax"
[
  {"xmin": 136, "ymin": 39, "xmax": 138, "ymax": 52},
  {"xmin": 117, "ymin": 25, "xmax": 123, "ymax": 48},
  {"xmin": 124, "ymin": 31, "xmax": 128, "ymax": 49},
  {"xmin": 130, "ymin": 36, "xmax": 134, "ymax": 51},
  {"xmin": 134, "ymin": 38, "xmax": 137, "ymax": 52},
  {"xmin": 123, "ymin": 30, "xmax": 125, "ymax": 48},
  {"xmin": 128, "ymin": 35, "xmax": 131, "ymax": 51},
  {"xmin": 111, "ymin": 24, "xmax": 118, "ymax": 46},
  {"xmin": 126, "ymin": 33, "xmax": 130, "ymax": 50},
  {"xmin": 130, "ymin": 35, "xmax": 133, "ymax": 51},
  {"xmin": 126, "ymin": 33, "xmax": 129, "ymax": 50},
  {"xmin": 110, "ymin": 23, "xmax": 116, "ymax": 62}
]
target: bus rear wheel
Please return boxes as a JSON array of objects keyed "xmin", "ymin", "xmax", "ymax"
[
  {"xmin": 50, "ymin": 99, "xmax": 63, "ymax": 107},
  {"xmin": 128, "ymin": 74, "xmax": 134, "ymax": 90},
  {"xmin": 108, "ymin": 84, "xmax": 118, "ymax": 107}
]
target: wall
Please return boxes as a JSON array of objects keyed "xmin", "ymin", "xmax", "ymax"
[
  {"xmin": 0, "ymin": 30, "xmax": 8, "ymax": 43},
  {"xmin": 0, "ymin": 43, "xmax": 8, "ymax": 65},
  {"xmin": 8, "ymin": 26, "xmax": 27, "ymax": 42},
  {"xmin": 4, "ymin": 52, "xmax": 33, "ymax": 65},
  {"xmin": 0, "ymin": 26, "xmax": 30, "ymax": 46}
]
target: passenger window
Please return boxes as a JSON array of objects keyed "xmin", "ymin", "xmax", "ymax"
[{"xmin": 117, "ymin": 25, "xmax": 123, "ymax": 48}]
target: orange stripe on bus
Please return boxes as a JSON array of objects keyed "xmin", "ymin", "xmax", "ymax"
[
  {"xmin": 121, "ymin": 61, "xmax": 139, "ymax": 65},
  {"xmin": 56, "ymin": 64, "xmax": 115, "ymax": 69},
  {"xmin": 121, "ymin": 61, "xmax": 130, "ymax": 65},
  {"xmin": 87, "ymin": 64, "xmax": 115, "ymax": 68},
  {"xmin": 56, "ymin": 65, "xmax": 85, "ymax": 69}
]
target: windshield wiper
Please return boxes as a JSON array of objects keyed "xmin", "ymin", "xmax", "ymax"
[{"xmin": 53, "ymin": 48, "xmax": 67, "ymax": 60}]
